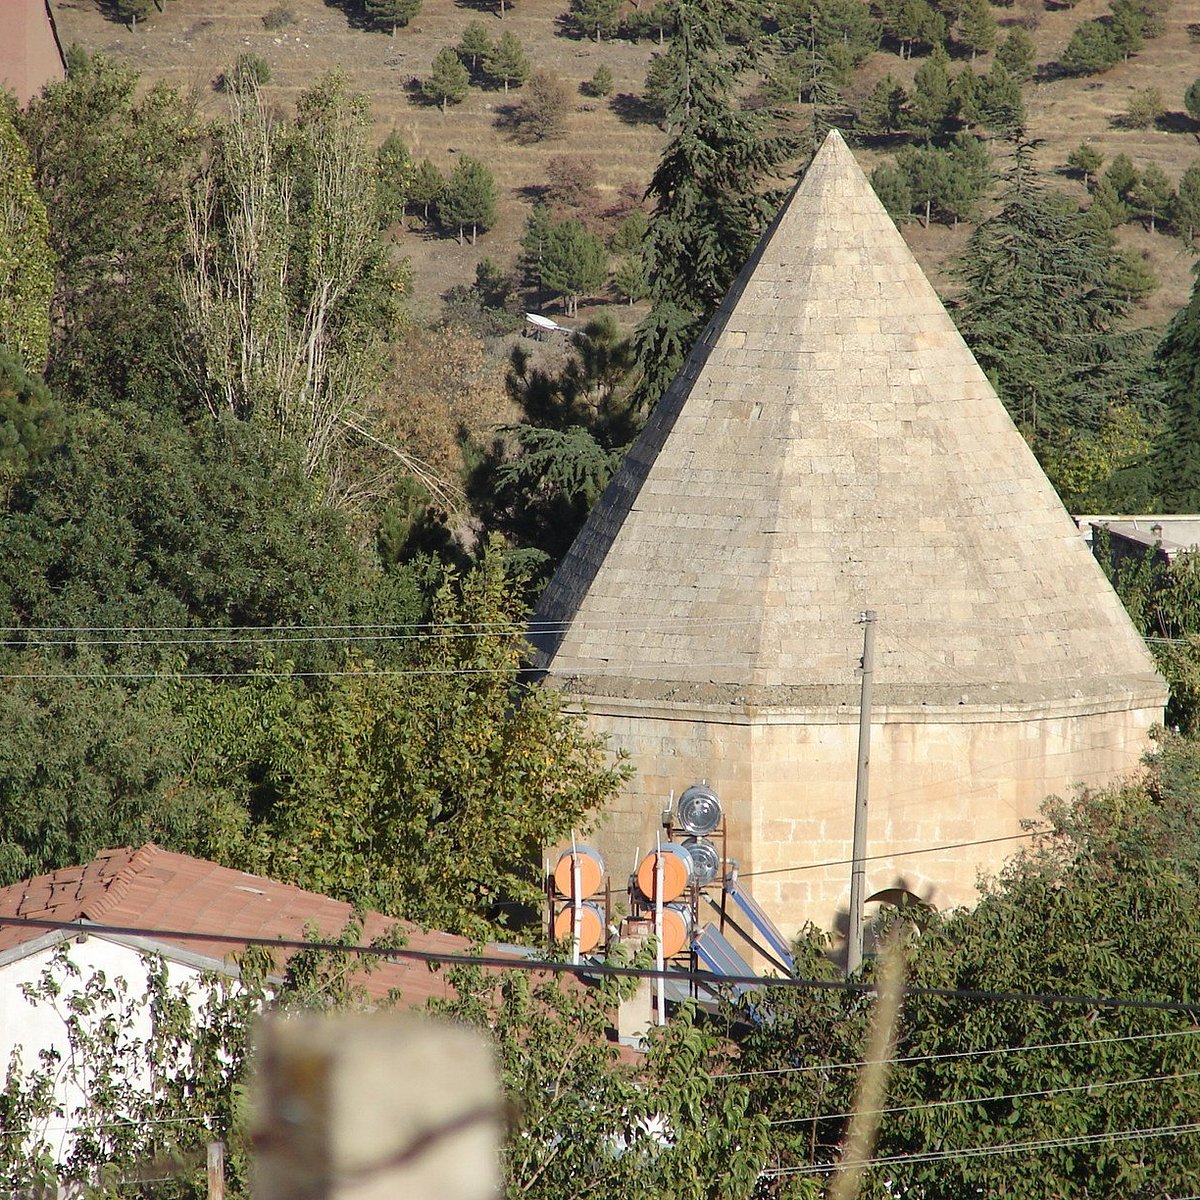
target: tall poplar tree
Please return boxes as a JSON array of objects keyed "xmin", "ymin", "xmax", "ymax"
[{"xmin": 632, "ymin": 0, "xmax": 796, "ymax": 410}]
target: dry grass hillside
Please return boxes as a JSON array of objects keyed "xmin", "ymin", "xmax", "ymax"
[{"xmin": 46, "ymin": 0, "xmax": 1200, "ymax": 332}]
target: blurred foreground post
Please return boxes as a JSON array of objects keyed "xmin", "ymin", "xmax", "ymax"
[{"xmin": 254, "ymin": 1013, "xmax": 501, "ymax": 1200}]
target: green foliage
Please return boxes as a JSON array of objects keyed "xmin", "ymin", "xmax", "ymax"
[
  {"xmin": 996, "ymin": 26, "xmax": 1036, "ymax": 80},
  {"xmin": 908, "ymin": 46, "xmax": 954, "ymax": 141},
  {"xmin": 858, "ymin": 74, "xmax": 910, "ymax": 137},
  {"xmin": 475, "ymin": 314, "xmax": 639, "ymax": 564},
  {"xmin": 201, "ymin": 542, "xmax": 629, "ymax": 936},
  {"xmin": 1104, "ymin": 151, "xmax": 1140, "ymax": 203},
  {"xmin": 878, "ymin": 757, "xmax": 1200, "ymax": 1199},
  {"xmin": 114, "ymin": 0, "xmax": 153, "ymax": 27},
  {"xmin": 424, "ymin": 46, "xmax": 470, "ymax": 111},
  {"xmin": 362, "ymin": 0, "xmax": 422, "ymax": 33},
  {"xmin": 376, "ymin": 129, "xmax": 414, "ymax": 225},
  {"xmin": 890, "ymin": 134, "xmax": 989, "ymax": 226},
  {"xmin": 633, "ymin": 0, "xmax": 796, "ymax": 410},
  {"xmin": 509, "ymin": 69, "xmax": 570, "ymax": 141},
  {"xmin": 540, "ymin": 216, "xmax": 608, "ymax": 316},
  {"xmin": 219, "ymin": 52, "xmax": 271, "ymax": 93},
  {"xmin": 1172, "ymin": 164, "xmax": 1200, "ymax": 240},
  {"xmin": 1061, "ymin": 20, "xmax": 1121, "ymax": 75},
  {"xmin": 587, "ymin": 63, "xmax": 615, "ymax": 97},
  {"xmin": 1186, "ymin": 77, "xmax": 1200, "ymax": 124},
  {"xmin": 1066, "ymin": 141, "xmax": 1102, "ymax": 187},
  {"xmin": 409, "ymin": 156, "xmax": 445, "ymax": 222},
  {"xmin": 0, "ymin": 108, "xmax": 53, "ymax": 370},
  {"xmin": 870, "ymin": 162, "xmax": 914, "ymax": 220},
  {"xmin": 457, "ymin": 19, "xmax": 492, "ymax": 72},
  {"xmin": 261, "ymin": 3, "xmax": 296, "ymax": 30},
  {"xmin": 974, "ymin": 60, "xmax": 1026, "ymax": 136},
  {"xmin": 0, "ymin": 347, "xmax": 61, "ymax": 506},
  {"xmin": 1152, "ymin": 270, "xmax": 1200, "ymax": 513},
  {"xmin": 955, "ymin": 0, "xmax": 997, "ymax": 58},
  {"xmin": 572, "ymin": 0, "xmax": 622, "ymax": 41},
  {"xmin": 1123, "ymin": 85, "xmax": 1164, "ymax": 129},
  {"xmin": 768, "ymin": 0, "xmax": 879, "ymax": 108},
  {"xmin": 878, "ymin": 0, "xmax": 945, "ymax": 58},
  {"xmin": 17, "ymin": 51, "xmax": 197, "ymax": 413},
  {"xmin": 610, "ymin": 207, "xmax": 649, "ymax": 255},
  {"xmin": 614, "ymin": 252, "xmax": 649, "ymax": 304},
  {"xmin": 484, "ymin": 29, "xmax": 531, "ymax": 92},
  {"xmin": 440, "ymin": 155, "xmax": 497, "ymax": 244},
  {"xmin": 954, "ymin": 143, "xmax": 1149, "ymax": 447},
  {"xmin": 1129, "ymin": 162, "xmax": 1173, "ymax": 232}
]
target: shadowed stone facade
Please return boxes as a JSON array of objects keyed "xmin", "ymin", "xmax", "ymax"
[{"xmin": 531, "ymin": 130, "xmax": 1166, "ymax": 939}]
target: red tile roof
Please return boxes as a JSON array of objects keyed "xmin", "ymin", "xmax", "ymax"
[{"xmin": 0, "ymin": 846, "xmax": 497, "ymax": 1008}]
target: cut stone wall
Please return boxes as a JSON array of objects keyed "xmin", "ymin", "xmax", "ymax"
[{"xmin": 564, "ymin": 690, "xmax": 1162, "ymax": 941}]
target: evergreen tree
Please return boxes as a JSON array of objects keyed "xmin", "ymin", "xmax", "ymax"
[
  {"xmin": 956, "ymin": 0, "xmax": 997, "ymax": 59},
  {"xmin": 376, "ymin": 130, "xmax": 414, "ymax": 226},
  {"xmin": 1154, "ymin": 274, "xmax": 1200, "ymax": 510},
  {"xmin": 1123, "ymin": 86, "xmax": 1164, "ymax": 128},
  {"xmin": 858, "ymin": 74, "xmax": 910, "ymax": 136},
  {"xmin": 457, "ymin": 21, "xmax": 492, "ymax": 74},
  {"xmin": 631, "ymin": 0, "xmax": 796, "ymax": 409},
  {"xmin": 1061, "ymin": 21, "xmax": 1121, "ymax": 75},
  {"xmin": 571, "ymin": 0, "xmax": 621, "ymax": 41},
  {"xmin": 870, "ymin": 162, "xmax": 913, "ymax": 220},
  {"xmin": 540, "ymin": 218, "xmax": 608, "ymax": 316},
  {"xmin": 996, "ymin": 26, "xmax": 1036, "ymax": 80},
  {"xmin": 362, "ymin": 0, "xmax": 421, "ymax": 34},
  {"xmin": 510, "ymin": 69, "xmax": 569, "ymax": 141},
  {"xmin": 954, "ymin": 142, "xmax": 1148, "ymax": 448},
  {"xmin": 879, "ymin": 0, "xmax": 945, "ymax": 59},
  {"xmin": 114, "ymin": 0, "xmax": 153, "ymax": 28},
  {"xmin": 1130, "ymin": 163, "xmax": 1173, "ymax": 233},
  {"xmin": 614, "ymin": 253, "xmax": 649, "ymax": 304},
  {"xmin": 1186, "ymin": 77, "xmax": 1200, "ymax": 125},
  {"xmin": 1104, "ymin": 152, "xmax": 1140, "ymax": 202},
  {"xmin": 423, "ymin": 46, "xmax": 470, "ymax": 112},
  {"xmin": 1109, "ymin": 0, "xmax": 1145, "ymax": 57},
  {"xmin": 974, "ymin": 61, "xmax": 1025, "ymax": 136},
  {"xmin": 1066, "ymin": 141, "xmax": 1102, "ymax": 189},
  {"xmin": 909, "ymin": 46, "xmax": 954, "ymax": 142},
  {"xmin": 1173, "ymin": 164, "xmax": 1200, "ymax": 241},
  {"xmin": 439, "ymin": 156, "xmax": 497, "ymax": 245},
  {"xmin": 587, "ymin": 64, "xmax": 614, "ymax": 97},
  {"xmin": 484, "ymin": 30, "xmax": 531, "ymax": 93},
  {"xmin": 409, "ymin": 157, "xmax": 445, "ymax": 223}
]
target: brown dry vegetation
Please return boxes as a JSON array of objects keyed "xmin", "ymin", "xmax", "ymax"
[{"xmin": 45, "ymin": 0, "xmax": 1200, "ymax": 333}]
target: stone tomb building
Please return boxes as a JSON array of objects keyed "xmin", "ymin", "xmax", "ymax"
[{"xmin": 531, "ymin": 130, "xmax": 1166, "ymax": 940}]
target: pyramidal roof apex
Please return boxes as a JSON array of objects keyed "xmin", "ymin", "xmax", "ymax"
[{"xmin": 531, "ymin": 130, "xmax": 1164, "ymax": 712}]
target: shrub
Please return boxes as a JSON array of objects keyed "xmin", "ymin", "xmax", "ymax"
[
  {"xmin": 1123, "ymin": 87, "xmax": 1164, "ymax": 129},
  {"xmin": 219, "ymin": 53, "xmax": 271, "ymax": 94},
  {"xmin": 261, "ymin": 4, "xmax": 295, "ymax": 30},
  {"xmin": 585, "ymin": 65, "xmax": 614, "ymax": 98}
]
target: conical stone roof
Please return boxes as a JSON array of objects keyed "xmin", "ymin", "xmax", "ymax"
[{"xmin": 532, "ymin": 130, "xmax": 1164, "ymax": 712}]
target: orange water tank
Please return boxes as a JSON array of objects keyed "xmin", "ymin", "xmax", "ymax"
[
  {"xmin": 657, "ymin": 903, "xmax": 693, "ymax": 957},
  {"xmin": 635, "ymin": 844, "xmax": 693, "ymax": 903},
  {"xmin": 553, "ymin": 846, "xmax": 605, "ymax": 899},
  {"xmin": 553, "ymin": 901, "xmax": 605, "ymax": 953}
]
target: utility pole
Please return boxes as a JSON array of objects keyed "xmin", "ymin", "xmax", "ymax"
[{"xmin": 847, "ymin": 610, "xmax": 876, "ymax": 976}]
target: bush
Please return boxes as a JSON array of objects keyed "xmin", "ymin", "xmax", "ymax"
[
  {"xmin": 585, "ymin": 65, "xmax": 614, "ymax": 98},
  {"xmin": 508, "ymin": 70, "xmax": 570, "ymax": 143},
  {"xmin": 219, "ymin": 53, "xmax": 271, "ymax": 94},
  {"xmin": 1123, "ymin": 87, "xmax": 1164, "ymax": 129},
  {"xmin": 1060, "ymin": 21, "xmax": 1121, "ymax": 75},
  {"xmin": 261, "ymin": 4, "xmax": 295, "ymax": 30}
]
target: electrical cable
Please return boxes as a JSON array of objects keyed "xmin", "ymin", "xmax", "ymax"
[
  {"xmin": 4, "ymin": 915, "xmax": 1200, "ymax": 1017},
  {"xmin": 763, "ymin": 1120, "xmax": 1200, "ymax": 1176},
  {"xmin": 714, "ymin": 1026, "xmax": 1200, "ymax": 1081},
  {"xmin": 768, "ymin": 1067, "xmax": 1200, "ymax": 1128}
]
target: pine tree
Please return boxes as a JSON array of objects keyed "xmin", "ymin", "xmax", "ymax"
[
  {"xmin": 1186, "ymin": 78, "xmax": 1200, "ymax": 125},
  {"xmin": 996, "ymin": 27, "xmax": 1036, "ymax": 81},
  {"xmin": 363, "ymin": 0, "xmax": 421, "ymax": 35},
  {"xmin": 571, "ymin": 0, "xmax": 621, "ymax": 41},
  {"xmin": 484, "ymin": 30, "xmax": 531, "ymax": 93},
  {"xmin": 870, "ymin": 163, "xmax": 913, "ymax": 221},
  {"xmin": 1130, "ymin": 163, "xmax": 1173, "ymax": 233},
  {"xmin": 631, "ymin": 0, "xmax": 796, "ymax": 409},
  {"xmin": 955, "ymin": 141, "xmax": 1148, "ymax": 445},
  {"xmin": 1154, "ymin": 273, "xmax": 1200, "ymax": 509},
  {"xmin": 540, "ymin": 218, "xmax": 608, "ymax": 316},
  {"xmin": 859, "ymin": 74, "xmax": 910, "ymax": 136},
  {"xmin": 1173, "ymin": 165, "xmax": 1200, "ymax": 242},
  {"xmin": 975, "ymin": 61, "xmax": 1025, "ymax": 136},
  {"xmin": 956, "ymin": 0, "xmax": 997, "ymax": 60},
  {"xmin": 423, "ymin": 47, "xmax": 470, "ymax": 113},
  {"xmin": 375, "ymin": 130, "xmax": 414, "ymax": 227},
  {"xmin": 409, "ymin": 158, "xmax": 445, "ymax": 223},
  {"xmin": 457, "ymin": 21, "xmax": 492, "ymax": 74},
  {"xmin": 909, "ymin": 46, "xmax": 954, "ymax": 142},
  {"xmin": 1067, "ymin": 142, "xmax": 1102, "ymax": 189},
  {"xmin": 1061, "ymin": 21, "xmax": 1121, "ymax": 75},
  {"xmin": 439, "ymin": 156, "xmax": 497, "ymax": 245}
]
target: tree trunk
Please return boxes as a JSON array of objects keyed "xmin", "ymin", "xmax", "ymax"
[
  {"xmin": 458, "ymin": 225, "xmax": 464, "ymax": 245},
  {"xmin": 504, "ymin": 78, "xmax": 509, "ymax": 94},
  {"xmin": 471, "ymin": 223, "xmax": 478, "ymax": 245},
  {"xmin": 441, "ymin": 96, "xmax": 447, "ymax": 113},
  {"xmin": 923, "ymin": 198, "xmax": 931, "ymax": 227}
]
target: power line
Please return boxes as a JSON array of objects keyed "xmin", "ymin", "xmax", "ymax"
[
  {"xmin": 5, "ymin": 915, "xmax": 1200, "ymax": 1017},
  {"xmin": 763, "ymin": 1121, "xmax": 1200, "ymax": 1176},
  {"xmin": 768, "ymin": 1067, "xmax": 1200, "ymax": 1128},
  {"xmin": 714, "ymin": 1027, "xmax": 1200, "ymax": 1081}
]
